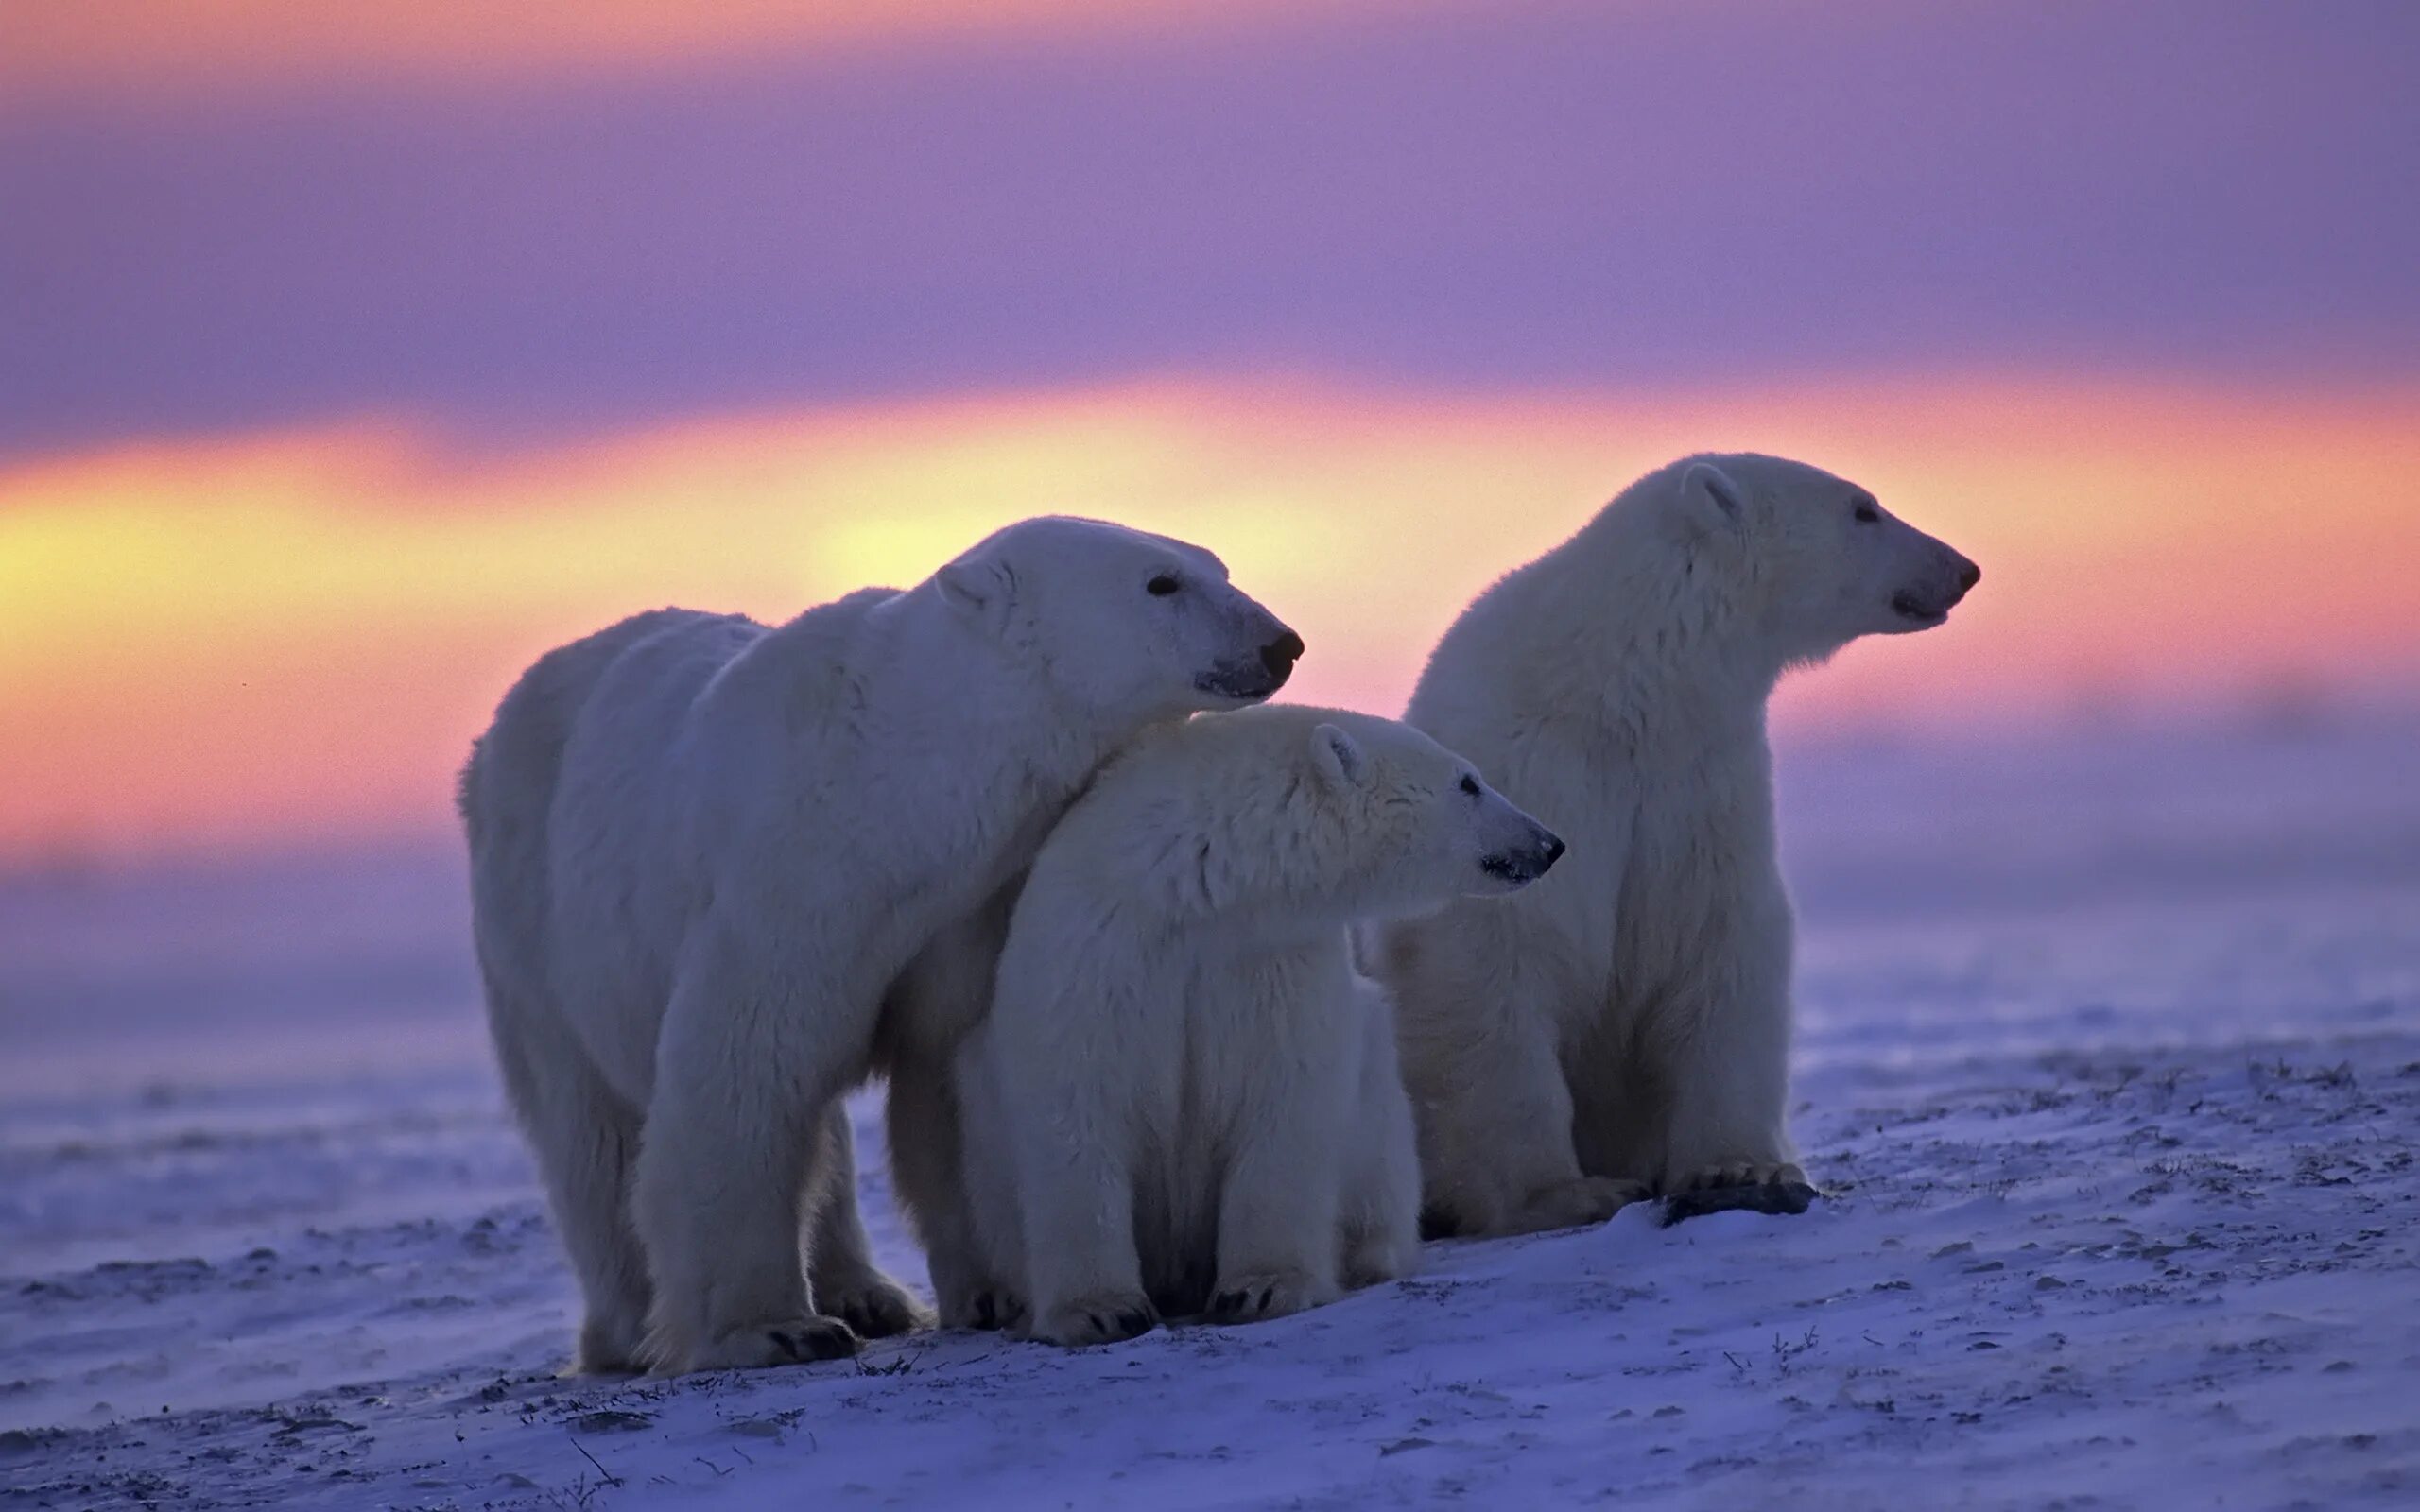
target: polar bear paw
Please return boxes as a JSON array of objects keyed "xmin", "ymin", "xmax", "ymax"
[
  {"xmin": 1672, "ymin": 1160, "xmax": 1807, "ymax": 1194},
  {"xmin": 938, "ymin": 1280, "xmax": 1028, "ymax": 1332},
  {"xmin": 820, "ymin": 1271, "xmax": 931, "ymax": 1340},
  {"xmin": 959, "ymin": 1288, "xmax": 1029, "ymax": 1332},
  {"xmin": 1028, "ymin": 1293, "xmax": 1160, "ymax": 1348},
  {"xmin": 679, "ymin": 1315, "xmax": 864, "ymax": 1372},
  {"xmin": 570, "ymin": 1310, "xmax": 650, "ymax": 1377},
  {"xmin": 1512, "ymin": 1176, "xmax": 1651, "ymax": 1233},
  {"xmin": 1340, "ymin": 1235, "xmax": 1419, "ymax": 1291},
  {"xmin": 1208, "ymin": 1269, "xmax": 1338, "ymax": 1326}
]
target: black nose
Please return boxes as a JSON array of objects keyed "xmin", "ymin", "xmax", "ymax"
[
  {"xmin": 1956, "ymin": 559, "xmax": 1981, "ymax": 594},
  {"xmin": 1540, "ymin": 834, "xmax": 1566, "ymax": 868},
  {"xmin": 1259, "ymin": 630, "xmax": 1305, "ymax": 677}
]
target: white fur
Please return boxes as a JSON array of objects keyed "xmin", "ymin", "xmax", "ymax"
[
  {"xmin": 961, "ymin": 705, "xmax": 1564, "ymax": 1347},
  {"xmin": 458, "ymin": 516, "xmax": 1297, "ymax": 1373},
  {"xmin": 1374, "ymin": 454, "xmax": 1979, "ymax": 1236}
]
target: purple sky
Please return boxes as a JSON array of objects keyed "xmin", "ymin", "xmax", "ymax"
[{"xmin": 4, "ymin": 0, "xmax": 2415, "ymax": 461}]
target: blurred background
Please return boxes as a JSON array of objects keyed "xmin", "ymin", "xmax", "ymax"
[{"xmin": 2, "ymin": 1, "xmax": 2416, "ymax": 1098}]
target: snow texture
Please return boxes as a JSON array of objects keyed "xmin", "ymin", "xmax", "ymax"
[{"xmin": 3, "ymin": 715, "xmax": 2415, "ymax": 1510}]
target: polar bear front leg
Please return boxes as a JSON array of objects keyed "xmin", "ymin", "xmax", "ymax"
[
  {"xmin": 1015, "ymin": 1137, "xmax": 1156, "ymax": 1348},
  {"xmin": 878, "ymin": 892, "xmax": 1020, "ymax": 1328},
  {"xmin": 1211, "ymin": 1085, "xmax": 1346, "ymax": 1325},
  {"xmin": 1004, "ymin": 1066, "xmax": 1156, "ymax": 1348},
  {"xmin": 884, "ymin": 1049, "xmax": 1007, "ymax": 1330},
  {"xmin": 1411, "ymin": 1001, "xmax": 1645, "ymax": 1237},
  {"xmin": 1652, "ymin": 948, "xmax": 1805, "ymax": 1195},
  {"xmin": 631, "ymin": 950, "xmax": 871, "ymax": 1373},
  {"xmin": 941, "ymin": 1028, "xmax": 1034, "ymax": 1330},
  {"xmin": 1338, "ymin": 982, "xmax": 1422, "ymax": 1290},
  {"xmin": 803, "ymin": 1106, "xmax": 931, "ymax": 1339}
]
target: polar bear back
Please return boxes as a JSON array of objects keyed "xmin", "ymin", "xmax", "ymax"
[{"xmin": 525, "ymin": 595, "xmax": 889, "ymax": 1102}]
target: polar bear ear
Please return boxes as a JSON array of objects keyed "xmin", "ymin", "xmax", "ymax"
[
  {"xmin": 1679, "ymin": 459, "xmax": 1748, "ymax": 538},
  {"xmin": 935, "ymin": 555, "xmax": 1016, "ymax": 633},
  {"xmin": 1311, "ymin": 722, "xmax": 1370, "ymax": 789}
]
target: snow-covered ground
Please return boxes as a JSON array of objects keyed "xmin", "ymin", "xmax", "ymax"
[{"xmin": 4, "ymin": 714, "xmax": 2417, "ymax": 1509}]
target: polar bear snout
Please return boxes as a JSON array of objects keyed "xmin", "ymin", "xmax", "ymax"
[
  {"xmin": 1888, "ymin": 540, "xmax": 1981, "ymax": 629},
  {"xmin": 1262, "ymin": 629, "xmax": 1307, "ymax": 679},
  {"xmin": 1196, "ymin": 622, "xmax": 1305, "ymax": 701},
  {"xmin": 1478, "ymin": 824, "xmax": 1565, "ymax": 890}
]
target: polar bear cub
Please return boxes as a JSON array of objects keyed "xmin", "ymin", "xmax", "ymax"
[
  {"xmin": 1373, "ymin": 455, "xmax": 1979, "ymax": 1237},
  {"xmin": 459, "ymin": 517, "xmax": 1300, "ymax": 1374},
  {"xmin": 959, "ymin": 705, "xmax": 1565, "ymax": 1347}
]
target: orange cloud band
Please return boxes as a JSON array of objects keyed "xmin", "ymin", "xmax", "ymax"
[
  {"xmin": 0, "ymin": 0, "xmax": 1374, "ymax": 102},
  {"xmin": 3, "ymin": 376, "xmax": 2415, "ymax": 863}
]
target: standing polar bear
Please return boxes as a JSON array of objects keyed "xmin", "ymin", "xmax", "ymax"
[
  {"xmin": 958, "ymin": 705, "xmax": 1566, "ymax": 1347},
  {"xmin": 458, "ymin": 517, "xmax": 1301, "ymax": 1374},
  {"xmin": 1373, "ymin": 455, "xmax": 1979, "ymax": 1237}
]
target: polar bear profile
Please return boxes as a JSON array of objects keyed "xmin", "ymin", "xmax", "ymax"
[
  {"xmin": 957, "ymin": 705, "xmax": 1565, "ymax": 1347},
  {"xmin": 458, "ymin": 517, "xmax": 1301, "ymax": 1374},
  {"xmin": 1373, "ymin": 455, "xmax": 1979, "ymax": 1237}
]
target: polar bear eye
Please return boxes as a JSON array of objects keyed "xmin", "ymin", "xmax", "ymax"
[
  {"xmin": 1458, "ymin": 774, "xmax": 1481, "ymax": 798},
  {"xmin": 1147, "ymin": 573, "xmax": 1182, "ymax": 596},
  {"xmin": 1852, "ymin": 501, "xmax": 1880, "ymax": 524}
]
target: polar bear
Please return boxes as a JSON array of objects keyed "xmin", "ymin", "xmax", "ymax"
[
  {"xmin": 956, "ymin": 705, "xmax": 1564, "ymax": 1347},
  {"xmin": 458, "ymin": 517, "xmax": 1301, "ymax": 1374},
  {"xmin": 950, "ymin": 967, "xmax": 1425, "ymax": 1338},
  {"xmin": 1372, "ymin": 455, "xmax": 1979, "ymax": 1237}
]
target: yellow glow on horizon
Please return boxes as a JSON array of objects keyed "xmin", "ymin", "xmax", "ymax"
[{"xmin": 2, "ymin": 376, "xmax": 2415, "ymax": 861}]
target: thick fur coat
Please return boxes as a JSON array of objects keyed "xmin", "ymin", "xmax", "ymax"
[
  {"xmin": 1374, "ymin": 455, "xmax": 1979, "ymax": 1237},
  {"xmin": 459, "ymin": 517, "xmax": 1299, "ymax": 1373},
  {"xmin": 959, "ymin": 705, "xmax": 1564, "ymax": 1347}
]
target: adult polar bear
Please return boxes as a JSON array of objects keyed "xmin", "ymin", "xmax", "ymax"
[
  {"xmin": 958, "ymin": 706, "xmax": 1565, "ymax": 1347},
  {"xmin": 459, "ymin": 517, "xmax": 1301, "ymax": 1374},
  {"xmin": 1374, "ymin": 455, "xmax": 1979, "ymax": 1237}
]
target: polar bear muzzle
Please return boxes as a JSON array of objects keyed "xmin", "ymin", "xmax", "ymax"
[
  {"xmin": 1889, "ymin": 541, "xmax": 1982, "ymax": 629},
  {"xmin": 1479, "ymin": 826, "xmax": 1565, "ymax": 888},
  {"xmin": 1197, "ymin": 627, "xmax": 1305, "ymax": 700}
]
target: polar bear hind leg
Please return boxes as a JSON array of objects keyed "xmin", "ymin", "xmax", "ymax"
[
  {"xmin": 802, "ymin": 1106, "xmax": 930, "ymax": 1339},
  {"xmin": 485, "ymin": 990, "xmax": 654, "ymax": 1375}
]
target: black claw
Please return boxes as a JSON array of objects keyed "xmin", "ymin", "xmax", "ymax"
[
  {"xmin": 856, "ymin": 1297, "xmax": 917, "ymax": 1338},
  {"xmin": 769, "ymin": 1329, "xmax": 806, "ymax": 1362},
  {"xmin": 1659, "ymin": 1179, "xmax": 1822, "ymax": 1228},
  {"xmin": 766, "ymin": 1321, "xmax": 860, "ymax": 1363},
  {"xmin": 1256, "ymin": 1286, "xmax": 1273, "ymax": 1313}
]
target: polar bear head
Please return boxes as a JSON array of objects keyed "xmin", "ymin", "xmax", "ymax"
[
  {"xmin": 1305, "ymin": 712, "xmax": 1565, "ymax": 914},
  {"xmin": 1661, "ymin": 454, "xmax": 1979, "ymax": 668},
  {"xmin": 1186, "ymin": 706, "xmax": 1565, "ymax": 925},
  {"xmin": 933, "ymin": 516, "xmax": 1303, "ymax": 726}
]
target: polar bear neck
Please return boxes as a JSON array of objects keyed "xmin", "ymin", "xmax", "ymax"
[
  {"xmin": 753, "ymin": 584, "xmax": 1114, "ymax": 832},
  {"xmin": 1043, "ymin": 738, "xmax": 1417, "ymax": 938},
  {"xmin": 1486, "ymin": 506, "xmax": 1785, "ymax": 747}
]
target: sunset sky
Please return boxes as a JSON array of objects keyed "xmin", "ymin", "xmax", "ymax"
[{"xmin": 4, "ymin": 0, "xmax": 2416, "ymax": 863}]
